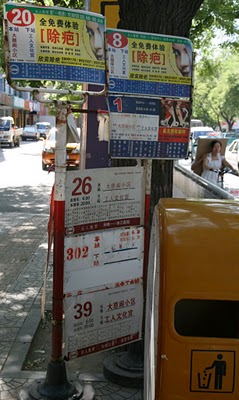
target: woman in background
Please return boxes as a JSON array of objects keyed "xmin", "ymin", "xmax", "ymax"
[{"xmin": 201, "ymin": 140, "xmax": 237, "ymax": 185}]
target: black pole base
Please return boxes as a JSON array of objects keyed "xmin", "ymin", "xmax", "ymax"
[
  {"xmin": 103, "ymin": 342, "xmax": 144, "ymax": 389},
  {"xmin": 18, "ymin": 360, "xmax": 92, "ymax": 400}
]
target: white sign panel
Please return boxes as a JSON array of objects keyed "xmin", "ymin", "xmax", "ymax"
[
  {"xmin": 64, "ymin": 280, "xmax": 143, "ymax": 359},
  {"xmin": 65, "ymin": 167, "xmax": 145, "ymax": 235},
  {"xmin": 64, "ymin": 226, "xmax": 144, "ymax": 294}
]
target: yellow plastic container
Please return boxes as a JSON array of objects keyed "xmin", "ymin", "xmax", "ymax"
[{"xmin": 145, "ymin": 198, "xmax": 239, "ymax": 400}]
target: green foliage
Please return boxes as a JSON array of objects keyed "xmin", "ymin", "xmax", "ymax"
[
  {"xmin": 192, "ymin": 0, "xmax": 239, "ymax": 49},
  {"xmin": 0, "ymin": 3, "xmax": 4, "ymax": 73},
  {"xmin": 32, "ymin": 0, "xmax": 83, "ymax": 8},
  {"xmin": 193, "ymin": 52, "xmax": 239, "ymax": 129}
]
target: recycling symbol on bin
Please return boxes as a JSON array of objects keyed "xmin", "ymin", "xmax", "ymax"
[{"xmin": 190, "ymin": 350, "xmax": 235, "ymax": 393}]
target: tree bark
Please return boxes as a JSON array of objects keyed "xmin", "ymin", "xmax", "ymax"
[{"xmin": 118, "ymin": 0, "xmax": 204, "ymax": 37}]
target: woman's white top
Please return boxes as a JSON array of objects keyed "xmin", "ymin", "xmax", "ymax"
[{"xmin": 201, "ymin": 152, "xmax": 225, "ymax": 185}]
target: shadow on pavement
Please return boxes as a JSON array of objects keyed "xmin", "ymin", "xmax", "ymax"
[{"xmin": 0, "ymin": 185, "xmax": 52, "ymax": 214}]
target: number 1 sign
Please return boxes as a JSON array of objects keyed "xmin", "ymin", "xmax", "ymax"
[{"xmin": 108, "ymin": 95, "xmax": 191, "ymax": 159}]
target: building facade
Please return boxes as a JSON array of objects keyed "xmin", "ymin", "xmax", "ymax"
[{"xmin": 0, "ymin": 74, "xmax": 50, "ymax": 127}]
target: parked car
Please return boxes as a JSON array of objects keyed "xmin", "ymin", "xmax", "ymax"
[
  {"xmin": 42, "ymin": 127, "xmax": 80, "ymax": 171},
  {"xmin": 35, "ymin": 122, "xmax": 51, "ymax": 139},
  {"xmin": 22, "ymin": 125, "xmax": 40, "ymax": 141},
  {"xmin": 225, "ymin": 139, "xmax": 239, "ymax": 171},
  {"xmin": 224, "ymin": 132, "xmax": 239, "ymax": 146}
]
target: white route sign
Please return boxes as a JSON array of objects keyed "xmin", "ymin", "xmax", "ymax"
[
  {"xmin": 64, "ymin": 226, "xmax": 144, "ymax": 294},
  {"xmin": 64, "ymin": 279, "xmax": 143, "ymax": 359},
  {"xmin": 65, "ymin": 166, "xmax": 145, "ymax": 235}
]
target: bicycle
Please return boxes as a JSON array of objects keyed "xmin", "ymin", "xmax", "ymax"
[{"xmin": 213, "ymin": 167, "xmax": 239, "ymax": 187}]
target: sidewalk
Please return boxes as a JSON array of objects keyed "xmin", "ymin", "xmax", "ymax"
[{"xmin": 0, "ymin": 209, "xmax": 143, "ymax": 399}]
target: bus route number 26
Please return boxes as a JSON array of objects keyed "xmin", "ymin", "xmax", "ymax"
[{"xmin": 71, "ymin": 176, "xmax": 92, "ymax": 196}]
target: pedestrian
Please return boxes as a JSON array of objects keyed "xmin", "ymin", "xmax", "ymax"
[{"xmin": 201, "ymin": 140, "xmax": 237, "ymax": 184}]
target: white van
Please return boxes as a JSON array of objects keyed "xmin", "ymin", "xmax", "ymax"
[
  {"xmin": 0, "ymin": 116, "xmax": 23, "ymax": 147},
  {"xmin": 35, "ymin": 122, "xmax": 51, "ymax": 139}
]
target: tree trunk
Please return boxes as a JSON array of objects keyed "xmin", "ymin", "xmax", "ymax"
[
  {"xmin": 118, "ymin": 0, "xmax": 204, "ymax": 37},
  {"xmin": 115, "ymin": 0, "xmax": 204, "ymax": 219}
]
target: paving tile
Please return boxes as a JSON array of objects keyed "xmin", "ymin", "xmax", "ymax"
[{"xmin": 0, "ymin": 212, "xmax": 143, "ymax": 400}]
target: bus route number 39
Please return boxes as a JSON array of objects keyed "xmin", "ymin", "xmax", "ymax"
[{"xmin": 74, "ymin": 301, "xmax": 92, "ymax": 319}]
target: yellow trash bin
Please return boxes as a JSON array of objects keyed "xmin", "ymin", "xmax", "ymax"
[{"xmin": 145, "ymin": 198, "xmax": 239, "ymax": 400}]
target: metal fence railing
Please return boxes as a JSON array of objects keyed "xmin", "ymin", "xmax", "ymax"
[{"xmin": 173, "ymin": 164, "xmax": 236, "ymax": 200}]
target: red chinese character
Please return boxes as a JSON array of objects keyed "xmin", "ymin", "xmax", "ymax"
[
  {"xmin": 132, "ymin": 50, "xmax": 148, "ymax": 63},
  {"xmin": 62, "ymin": 31, "xmax": 79, "ymax": 46},
  {"xmin": 41, "ymin": 28, "xmax": 60, "ymax": 44}
]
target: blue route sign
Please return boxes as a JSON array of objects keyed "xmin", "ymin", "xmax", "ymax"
[{"xmin": 108, "ymin": 96, "xmax": 191, "ymax": 159}]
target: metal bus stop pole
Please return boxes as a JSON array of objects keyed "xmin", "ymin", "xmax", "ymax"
[
  {"xmin": 20, "ymin": 103, "xmax": 84, "ymax": 400},
  {"xmin": 36, "ymin": 103, "xmax": 83, "ymax": 399},
  {"xmin": 16, "ymin": 89, "xmax": 100, "ymax": 400}
]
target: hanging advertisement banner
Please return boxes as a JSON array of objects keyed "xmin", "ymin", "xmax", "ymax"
[
  {"xmin": 65, "ymin": 166, "xmax": 145, "ymax": 235},
  {"xmin": 4, "ymin": 3, "xmax": 106, "ymax": 84},
  {"xmin": 64, "ymin": 279, "xmax": 144, "ymax": 359},
  {"xmin": 107, "ymin": 29, "xmax": 193, "ymax": 98},
  {"xmin": 64, "ymin": 226, "xmax": 144, "ymax": 294},
  {"xmin": 109, "ymin": 96, "xmax": 191, "ymax": 159}
]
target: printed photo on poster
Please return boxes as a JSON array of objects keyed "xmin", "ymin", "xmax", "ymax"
[
  {"xmin": 160, "ymin": 99, "xmax": 191, "ymax": 128},
  {"xmin": 170, "ymin": 42, "xmax": 192, "ymax": 78},
  {"xmin": 85, "ymin": 20, "xmax": 105, "ymax": 61}
]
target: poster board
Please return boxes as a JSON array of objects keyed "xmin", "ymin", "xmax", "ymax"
[
  {"xmin": 107, "ymin": 29, "xmax": 193, "ymax": 98},
  {"xmin": 63, "ymin": 168, "xmax": 145, "ymax": 358},
  {"xmin": 4, "ymin": 3, "xmax": 106, "ymax": 84},
  {"xmin": 191, "ymin": 138, "xmax": 228, "ymax": 176},
  {"xmin": 109, "ymin": 96, "xmax": 191, "ymax": 159}
]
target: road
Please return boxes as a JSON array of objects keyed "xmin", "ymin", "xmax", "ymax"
[{"xmin": 0, "ymin": 140, "xmax": 54, "ymax": 214}]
